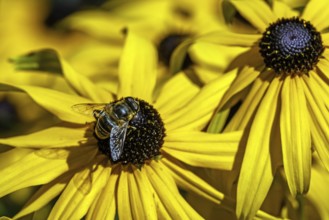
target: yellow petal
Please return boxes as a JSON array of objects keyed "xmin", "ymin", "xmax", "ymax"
[
  {"xmin": 0, "ymin": 148, "xmax": 32, "ymax": 170},
  {"xmin": 309, "ymin": 69, "xmax": 329, "ymax": 104},
  {"xmin": 309, "ymin": 121, "xmax": 329, "ymax": 171},
  {"xmin": 126, "ymin": 169, "xmax": 157, "ymax": 220},
  {"xmin": 60, "ymin": 59, "xmax": 113, "ymax": 103},
  {"xmin": 164, "ymin": 131, "xmax": 241, "ymax": 169},
  {"xmin": 117, "ymin": 168, "xmax": 133, "ymax": 220},
  {"xmin": 190, "ymin": 43, "xmax": 249, "ymax": 72},
  {"xmin": 149, "ymin": 160, "xmax": 180, "ymax": 193},
  {"xmin": 128, "ymin": 171, "xmax": 146, "ymax": 219},
  {"xmin": 0, "ymin": 125, "xmax": 93, "ymax": 148},
  {"xmin": 224, "ymin": 73, "xmax": 272, "ymax": 131},
  {"xmin": 230, "ymin": 0, "xmax": 276, "ymax": 32},
  {"xmin": 316, "ymin": 59, "xmax": 329, "ymax": 84},
  {"xmin": 145, "ymin": 183, "xmax": 172, "ymax": 220},
  {"xmin": 60, "ymin": 10, "xmax": 124, "ymax": 40},
  {"xmin": 321, "ymin": 34, "xmax": 329, "ymax": 46},
  {"xmin": 272, "ymin": 1, "xmax": 299, "ymax": 18},
  {"xmin": 145, "ymin": 163, "xmax": 202, "ymax": 219},
  {"xmin": 165, "ymin": 69, "xmax": 238, "ymax": 131},
  {"xmin": 15, "ymin": 173, "xmax": 72, "ymax": 219},
  {"xmin": 237, "ymin": 77, "xmax": 283, "ymax": 219},
  {"xmin": 306, "ymin": 70, "xmax": 329, "ymax": 129},
  {"xmin": 109, "ymin": 0, "xmax": 171, "ymax": 20},
  {"xmin": 282, "ymin": 0, "xmax": 308, "ymax": 8},
  {"xmin": 70, "ymin": 166, "xmax": 109, "ymax": 220},
  {"xmin": 86, "ymin": 166, "xmax": 119, "ymax": 220},
  {"xmin": 8, "ymin": 48, "xmax": 113, "ymax": 103},
  {"xmin": 162, "ymin": 158, "xmax": 229, "ymax": 204},
  {"xmin": 163, "ymin": 148, "xmax": 234, "ymax": 170},
  {"xmin": 301, "ymin": 75, "xmax": 329, "ymax": 171},
  {"xmin": 307, "ymin": 164, "xmax": 329, "ymax": 220},
  {"xmin": 218, "ymin": 66, "xmax": 262, "ymax": 110},
  {"xmin": 118, "ymin": 31, "xmax": 157, "ymax": 103},
  {"xmin": 193, "ymin": 66, "xmax": 224, "ymax": 84},
  {"xmin": 280, "ymin": 76, "xmax": 311, "ymax": 196},
  {"xmin": 0, "ymin": 147, "xmax": 95, "ymax": 197},
  {"xmin": 0, "ymin": 83, "xmax": 92, "ymax": 124},
  {"xmin": 86, "ymin": 193, "xmax": 101, "ymax": 220},
  {"xmin": 134, "ymin": 169, "xmax": 157, "ymax": 220},
  {"xmin": 69, "ymin": 43, "xmax": 121, "ymax": 85},
  {"xmin": 2, "ymin": 70, "xmax": 74, "ymax": 94},
  {"xmin": 49, "ymin": 159, "xmax": 108, "ymax": 220},
  {"xmin": 302, "ymin": 0, "xmax": 329, "ymax": 31},
  {"xmin": 155, "ymin": 73, "xmax": 199, "ymax": 117},
  {"xmin": 197, "ymin": 31, "xmax": 260, "ymax": 47},
  {"xmin": 166, "ymin": 130, "xmax": 242, "ymax": 143},
  {"xmin": 135, "ymin": 165, "xmax": 171, "ymax": 219}
]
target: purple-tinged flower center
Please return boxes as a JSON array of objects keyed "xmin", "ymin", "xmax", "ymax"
[{"xmin": 259, "ymin": 17, "xmax": 324, "ymax": 75}]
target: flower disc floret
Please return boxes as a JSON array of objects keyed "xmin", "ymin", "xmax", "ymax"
[{"xmin": 259, "ymin": 17, "xmax": 324, "ymax": 75}]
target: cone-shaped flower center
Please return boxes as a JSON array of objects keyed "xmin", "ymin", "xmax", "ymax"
[
  {"xmin": 259, "ymin": 17, "xmax": 324, "ymax": 75},
  {"xmin": 158, "ymin": 33, "xmax": 193, "ymax": 69},
  {"xmin": 96, "ymin": 97, "xmax": 165, "ymax": 166}
]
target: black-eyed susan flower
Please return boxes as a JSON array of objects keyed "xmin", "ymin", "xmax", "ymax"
[
  {"xmin": 0, "ymin": 31, "xmax": 244, "ymax": 219},
  {"xmin": 58, "ymin": 0, "xmax": 245, "ymax": 84},
  {"xmin": 0, "ymin": 0, "xmax": 85, "ymax": 61},
  {"xmin": 196, "ymin": 0, "xmax": 329, "ymax": 219},
  {"xmin": 0, "ymin": 0, "xmax": 120, "ymax": 95}
]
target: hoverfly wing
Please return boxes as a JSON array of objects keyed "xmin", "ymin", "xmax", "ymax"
[
  {"xmin": 109, "ymin": 122, "xmax": 128, "ymax": 161},
  {"xmin": 71, "ymin": 103, "xmax": 107, "ymax": 116}
]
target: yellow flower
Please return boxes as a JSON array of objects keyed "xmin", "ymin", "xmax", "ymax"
[
  {"xmin": 0, "ymin": 0, "xmax": 118, "ymax": 92},
  {"xmin": 58, "ymin": 0, "xmax": 246, "ymax": 83},
  {"xmin": 0, "ymin": 0, "xmax": 127, "ymax": 141},
  {"xmin": 0, "ymin": 0, "xmax": 84, "ymax": 60},
  {"xmin": 197, "ymin": 0, "xmax": 329, "ymax": 219},
  {"xmin": 0, "ymin": 32, "xmax": 242, "ymax": 219}
]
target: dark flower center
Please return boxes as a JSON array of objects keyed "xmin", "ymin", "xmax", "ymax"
[
  {"xmin": 259, "ymin": 17, "xmax": 324, "ymax": 75},
  {"xmin": 97, "ymin": 98, "xmax": 165, "ymax": 166},
  {"xmin": 158, "ymin": 34, "xmax": 193, "ymax": 69},
  {"xmin": 0, "ymin": 99, "xmax": 18, "ymax": 133}
]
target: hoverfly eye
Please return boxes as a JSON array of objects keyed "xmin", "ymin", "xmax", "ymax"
[{"xmin": 125, "ymin": 97, "xmax": 139, "ymax": 112}]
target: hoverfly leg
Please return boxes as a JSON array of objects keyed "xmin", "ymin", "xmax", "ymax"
[
  {"xmin": 126, "ymin": 125, "xmax": 136, "ymax": 136},
  {"xmin": 93, "ymin": 110, "xmax": 102, "ymax": 119},
  {"xmin": 128, "ymin": 125, "xmax": 137, "ymax": 130}
]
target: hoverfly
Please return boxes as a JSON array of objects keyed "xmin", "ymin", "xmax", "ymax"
[{"xmin": 72, "ymin": 97, "xmax": 139, "ymax": 162}]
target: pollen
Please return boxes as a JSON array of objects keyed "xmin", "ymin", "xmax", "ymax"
[
  {"xmin": 259, "ymin": 17, "xmax": 324, "ymax": 75},
  {"xmin": 97, "ymin": 98, "xmax": 166, "ymax": 166}
]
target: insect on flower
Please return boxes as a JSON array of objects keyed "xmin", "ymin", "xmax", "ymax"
[{"xmin": 72, "ymin": 97, "xmax": 140, "ymax": 162}]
